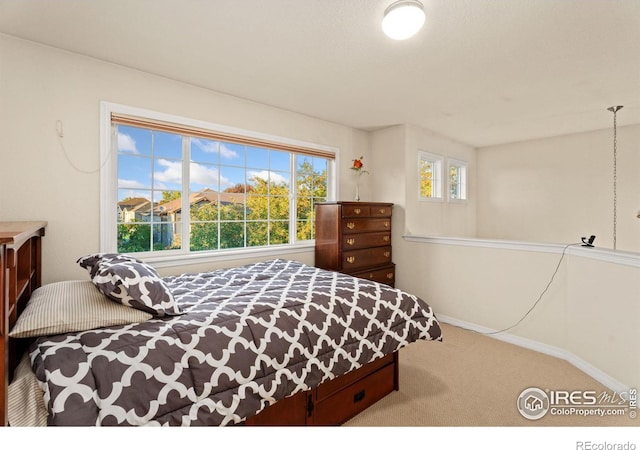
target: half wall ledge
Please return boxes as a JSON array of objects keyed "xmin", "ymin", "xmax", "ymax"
[{"xmin": 402, "ymin": 235, "xmax": 640, "ymax": 268}]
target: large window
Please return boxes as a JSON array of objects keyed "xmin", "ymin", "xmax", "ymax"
[{"xmin": 101, "ymin": 103, "xmax": 336, "ymax": 260}]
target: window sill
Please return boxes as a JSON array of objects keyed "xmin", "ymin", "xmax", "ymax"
[{"xmin": 141, "ymin": 242, "xmax": 316, "ymax": 270}]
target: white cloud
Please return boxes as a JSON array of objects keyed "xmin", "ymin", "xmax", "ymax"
[
  {"xmin": 249, "ymin": 170, "xmax": 288, "ymax": 185},
  {"xmin": 118, "ymin": 133, "xmax": 139, "ymax": 154},
  {"xmin": 147, "ymin": 159, "xmax": 239, "ymax": 192},
  {"xmin": 118, "ymin": 188, "xmax": 151, "ymax": 201},
  {"xmin": 220, "ymin": 143, "xmax": 239, "ymax": 160},
  {"xmin": 191, "ymin": 138, "xmax": 217, "ymax": 154},
  {"xmin": 154, "ymin": 159, "xmax": 182, "ymax": 185},
  {"xmin": 190, "ymin": 162, "xmax": 219, "ymax": 187},
  {"xmin": 118, "ymin": 178, "xmax": 145, "ymax": 189}
]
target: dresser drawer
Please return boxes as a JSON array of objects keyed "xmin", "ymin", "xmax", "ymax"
[
  {"xmin": 313, "ymin": 362, "xmax": 396, "ymax": 425},
  {"xmin": 351, "ymin": 264, "xmax": 395, "ymax": 286},
  {"xmin": 342, "ymin": 231, "xmax": 390, "ymax": 250},
  {"xmin": 342, "ymin": 218, "xmax": 391, "ymax": 234},
  {"xmin": 342, "ymin": 246, "xmax": 392, "ymax": 271},
  {"xmin": 369, "ymin": 205, "xmax": 392, "ymax": 218},
  {"xmin": 342, "ymin": 204, "xmax": 371, "ymax": 218},
  {"xmin": 341, "ymin": 204, "xmax": 392, "ymax": 218}
]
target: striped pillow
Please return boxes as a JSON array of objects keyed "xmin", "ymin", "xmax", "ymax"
[
  {"xmin": 9, "ymin": 280, "xmax": 153, "ymax": 338},
  {"xmin": 8, "ymin": 353, "xmax": 47, "ymax": 426}
]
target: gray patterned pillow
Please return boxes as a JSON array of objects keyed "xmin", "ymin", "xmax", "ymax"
[
  {"xmin": 77, "ymin": 253, "xmax": 142, "ymax": 278},
  {"xmin": 92, "ymin": 259, "xmax": 182, "ymax": 318}
]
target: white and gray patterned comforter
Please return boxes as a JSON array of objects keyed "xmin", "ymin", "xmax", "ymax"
[{"xmin": 29, "ymin": 259, "xmax": 442, "ymax": 426}]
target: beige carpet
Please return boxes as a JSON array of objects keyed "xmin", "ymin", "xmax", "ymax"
[{"xmin": 344, "ymin": 323, "xmax": 636, "ymax": 427}]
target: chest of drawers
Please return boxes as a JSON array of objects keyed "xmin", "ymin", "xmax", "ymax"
[{"xmin": 314, "ymin": 202, "xmax": 395, "ymax": 287}]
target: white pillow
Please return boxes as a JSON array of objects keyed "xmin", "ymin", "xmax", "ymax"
[{"xmin": 9, "ymin": 280, "xmax": 153, "ymax": 338}]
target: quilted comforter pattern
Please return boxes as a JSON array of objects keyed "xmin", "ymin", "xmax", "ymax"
[{"xmin": 30, "ymin": 259, "xmax": 441, "ymax": 426}]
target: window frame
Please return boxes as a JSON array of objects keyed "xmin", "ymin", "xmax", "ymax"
[
  {"xmin": 447, "ymin": 157, "xmax": 468, "ymax": 203},
  {"xmin": 100, "ymin": 102, "xmax": 338, "ymax": 267},
  {"xmin": 417, "ymin": 150, "xmax": 443, "ymax": 202}
]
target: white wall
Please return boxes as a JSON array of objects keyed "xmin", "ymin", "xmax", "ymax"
[
  {"xmin": 0, "ymin": 34, "xmax": 370, "ymax": 282},
  {"xmin": 566, "ymin": 252, "xmax": 640, "ymax": 389},
  {"xmin": 368, "ymin": 125, "xmax": 408, "ymax": 261},
  {"xmin": 367, "ymin": 121, "xmax": 638, "ymax": 390},
  {"xmin": 369, "ymin": 124, "xmax": 477, "ymax": 290},
  {"xmin": 370, "ymin": 124, "xmax": 478, "ymax": 238},
  {"xmin": 401, "ymin": 238, "xmax": 639, "ymax": 390},
  {"xmin": 477, "ymin": 125, "xmax": 640, "ymax": 253}
]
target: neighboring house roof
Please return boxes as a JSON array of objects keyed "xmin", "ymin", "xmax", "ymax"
[
  {"xmin": 118, "ymin": 197, "xmax": 153, "ymax": 216},
  {"xmin": 155, "ymin": 188, "xmax": 246, "ymax": 215},
  {"xmin": 118, "ymin": 197, "xmax": 149, "ymax": 208}
]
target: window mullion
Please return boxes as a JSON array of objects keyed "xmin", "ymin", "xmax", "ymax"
[
  {"xmin": 289, "ymin": 155, "xmax": 297, "ymax": 244},
  {"xmin": 182, "ymin": 137, "xmax": 191, "ymax": 253},
  {"xmin": 150, "ymin": 131, "xmax": 155, "ymax": 252}
]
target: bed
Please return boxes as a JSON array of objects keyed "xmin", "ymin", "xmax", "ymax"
[{"xmin": 5, "ymin": 255, "xmax": 442, "ymax": 426}]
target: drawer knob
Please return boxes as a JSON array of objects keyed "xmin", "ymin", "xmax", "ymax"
[
  {"xmin": 346, "ymin": 238, "xmax": 356, "ymax": 246},
  {"xmin": 384, "ymin": 221, "xmax": 390, "ymax": 228},
  {"xmin": 379, "ymin": 208, "xmax": 386, "ymax": 214},
  {"xmin": 384, "ymin": 251, "xmax": 390, "ymax": 258},
  {"xmin": 346, "ymin": 222, "xmax": 355, "ymax": 229},
  {"xmin": 346, "ymin": 256, "xmax": 355, "ymax": 264},
  {"xmin": 354, "ymin": 208, "xmax": 361, "ymax": 215},
  {"xmin": 387, "ymin": 272, "xmax": 394, "ymax": 279},
  {"xmin": 353, "ymin": 389, "xmax": 366, "ymax": 403},
  {"xmin": 383, "ymin": 236, "xmax": 389, "ymax": 242}
]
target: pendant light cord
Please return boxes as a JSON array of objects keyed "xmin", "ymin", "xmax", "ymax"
[
  {"xmin": 613, "ymin": 109, "xmax": 617, "ymax": 251},
  {"xmin": 608, "ymin": 105, "xmax": 623, "ymax": 250}
]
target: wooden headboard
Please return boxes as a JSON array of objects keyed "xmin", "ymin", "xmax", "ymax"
[{"xmin": 0, "ymin": 221, "xmax": 47, "ymax": 426}]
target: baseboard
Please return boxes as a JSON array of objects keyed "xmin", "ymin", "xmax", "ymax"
[{"xmin": 436, "ymin": 314, "xmax": 630, "ymax": 393}]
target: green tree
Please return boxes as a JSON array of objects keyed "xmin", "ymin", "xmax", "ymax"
[
  {"xmin": 118, "ymin": 223, "xmax": 151, "ymax": 252},
  {"xmin": 190, "ymin": 202, "xmax": 219, "ymax": 251},
  {"xmin": 296, "ymin": 160, "xmax": 327, "ymax": 240},
  {"xmin": 162, "ymin": 191, "xmax": 181, "ymax": 202},
  {"xmin": 190, "ymin": 195, "xmax": 247, "ymax": 251},
  {"xmin": 420, "ymin": 160, "xmax": 433, "ymax": 197},
  {"xmin": 246, "ymin": 176, "xmax": 290, "ymax": 246},
  {"xmin": 179, "ymin": 158, "xmax": 328, "ymax": 251}
]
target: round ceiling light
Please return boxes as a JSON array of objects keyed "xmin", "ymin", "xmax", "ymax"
[{"xmin": 382, "ymin": 0, "xmax": 425, "ymax": 40}]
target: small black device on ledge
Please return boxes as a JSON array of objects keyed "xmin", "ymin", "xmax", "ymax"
[{"xmin": 581, "ymin": 235, "xmax": 596, "ymax": 247}]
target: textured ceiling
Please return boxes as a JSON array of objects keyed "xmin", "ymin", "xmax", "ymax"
[{"xmin": 1, "ymin": 0, "xmax": 639, "ymax": 147}]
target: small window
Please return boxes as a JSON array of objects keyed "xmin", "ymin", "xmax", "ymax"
[
  {"xmin": 448, "ymin": 158, "xmax": 468, "ymax": 202},
  {"xmin": 418, "ymin": 151, "xmax": 443, "ymax": 201}
]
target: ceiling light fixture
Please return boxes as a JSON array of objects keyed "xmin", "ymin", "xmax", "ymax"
[{"xmin": 382, "ymin": 0, "xmax": 426, "ymax": 40}]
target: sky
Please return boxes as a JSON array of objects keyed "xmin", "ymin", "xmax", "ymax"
[{"xmin": 116, "ymin": 125, "xmax": 295, "ymax": 203}]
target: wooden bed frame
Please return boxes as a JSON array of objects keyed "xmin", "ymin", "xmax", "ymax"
[
  {"xmin": 0, "ymin": 221, "xmax": 399, "ymax": 426},
  {"xmin": 1, "ymin": 222, "xmax": 46, "ymax": 427}
]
